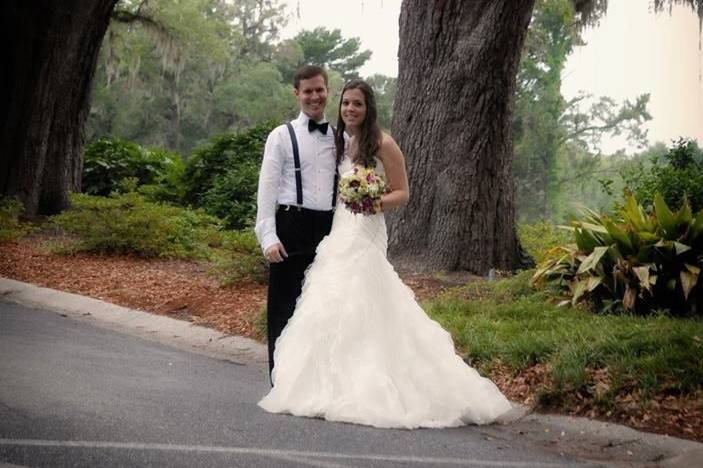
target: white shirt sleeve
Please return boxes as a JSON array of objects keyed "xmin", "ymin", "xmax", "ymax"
[{"xmin": 255, "ymin": 128, "xmax": 284, "ymax": 253}]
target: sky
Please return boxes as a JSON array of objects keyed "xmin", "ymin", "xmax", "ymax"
[{"xmin": 280, "ymin": 0, "xmax": 703, "ymax": 154}]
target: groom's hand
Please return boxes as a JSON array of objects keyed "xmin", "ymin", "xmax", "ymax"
[{"xmin": 265, "ymin": 243, "xmax": 288, "ymax": 263}]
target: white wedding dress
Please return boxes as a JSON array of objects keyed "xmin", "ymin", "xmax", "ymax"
[{"xmin": 258, "ymin": 157, "xmax": 512, "ymax": 429}]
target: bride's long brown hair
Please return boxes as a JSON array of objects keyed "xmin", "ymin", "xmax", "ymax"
[{"xmin": 334, "ymin": 79, "xmax": 382, "ymax": 168}]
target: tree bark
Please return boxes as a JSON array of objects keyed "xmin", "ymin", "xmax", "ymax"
[
  {"xmin": 0, "ymin": 0, "xmax": 117, "ymax": 217},
  {"xmin": 388, "ymin": 0, "xmax": 536, "ymax": 274}
]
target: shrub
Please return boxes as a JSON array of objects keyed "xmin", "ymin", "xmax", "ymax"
[
  {"xmin": 621, "ymin": 138, "xmax": 703, "ymax": 213},
  {"xmin": 210, "ymin": 229, "xmax": 268, "ymax": 285},
  {"xmin": 137, "ymin": 152, "xmax": 189, "ymax": 205},
  {"xmin": 83, "ymin": 138, "xmax": 184, "ymax": 197},
  {"xmin": 518, "ymin": 222, "xmax": 573, "ymax": 264},
  {"xmin": 183, "ymin": 121, "xmax": 276, "ymax": 228},
  {"xmin": 201, "ymin": 163, "xmax": 259, "ymax": 230},
  {"xmin": 532, "ymin": 193, "xmax": 703, "ymax": 315},
  {"xmin": 0, "ymin": 198, "xmax": 35, "ymax": 242},
  {"xmin": 50, "ymin": 193, "xmax": 222, "ymax": 259}
]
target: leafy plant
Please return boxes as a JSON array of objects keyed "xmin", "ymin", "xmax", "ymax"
[
  {"xmin": 183, "ymin": 121, "xmax": 276, "ymax": 228},
  {"xmin": 532, "ymin": 193, "xmax": 703, "ymax": 315},
  {"xmin": 83, "ymin": 138, "xmax": 184, "ymax": 197},
  {"xmin": 137, "ymin": 151, "xmax": 189, "ymax": 205},
  {"xmin": 0, "ymin": 197, "xmax": 35, "ymax": 242},
  {"xmin": 518, "ymin": 222, "xmax": 573, "ymax": 263},
  {"xmin": 620, "ymin": 138, "xmax": 703, "ymax": 213},
  {"xmin": 210, "ymin": 229, "xmax": 268, "ymax": 285},
  {"xmin": 50, "ymin": 193, "xmax": 222, "ymax": 259}
]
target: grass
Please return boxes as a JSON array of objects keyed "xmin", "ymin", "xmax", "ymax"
[{"xmin": 425, "ymin": 271, "xmax": 703, "ymax": 406}]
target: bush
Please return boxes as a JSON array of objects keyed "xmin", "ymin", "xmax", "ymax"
[
  {"xmin": 621, "ymin": 138, "xmax": 703, "ymax": 213},
  {"xmin": 183, "ymin": 121, "xmax": 276, "ymax": 228},
  {"xmin": 532, "ymin": 193, "xmax": 703, "ymax": 315},
  {"xmin": 201, "ymin": 163, "xmax": 259, "ymax": 230},
  {"xmin": 209, "ymin": 229, "xmax": 268, "ymax": 285},
  {"xmin": 0, "ymin": 198, "xmax": 35, "ymax": 242},
  {"xmin": 83, "ymin": 138, "xmax": 184, "ymax": 197},
  {"xmin": 518, "ymin": 222, "xmax": 573, "ymax": 264},
  {"xmin": 50, "ymin": 193, "xmax": 222, "ymax": 259},
  {"xmin": 137, "ymin": 152, "xmax": 189, "ymax": 205}
]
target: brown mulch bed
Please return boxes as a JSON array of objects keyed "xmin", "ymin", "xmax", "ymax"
[
  {"xmin": 0, "ymin": 236, "xmax": 267, "ymax": 338},
  {"xmin": 489, "ymin": 363, "xmax": 703, "ymax": 442},
  {"xmin": 1, "ymin": 234, "xmax": 701, "ymax": 442}
]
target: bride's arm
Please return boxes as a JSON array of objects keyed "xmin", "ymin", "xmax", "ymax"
[{"xmin": 378, "ymin": 133, "xmax": 409, "ymax": 210}]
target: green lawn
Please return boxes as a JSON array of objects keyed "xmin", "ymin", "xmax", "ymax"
[{"xmin": 425, "ymin": 271, "xmax": 703, "ymax": 405}]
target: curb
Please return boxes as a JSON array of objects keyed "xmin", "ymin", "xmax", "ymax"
[{"xmin": 0, "ymin": 277, "xmax": 267, "ymax": 366}]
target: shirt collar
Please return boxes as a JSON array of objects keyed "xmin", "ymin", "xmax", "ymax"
[{"xmin": 296, "ymin": 111, "xmax": 328, "ymax": 125}]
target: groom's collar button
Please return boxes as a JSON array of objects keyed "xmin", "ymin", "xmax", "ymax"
[{"xmin": 308, "ymin": 120, "xmax": 329, "ymax": 135}]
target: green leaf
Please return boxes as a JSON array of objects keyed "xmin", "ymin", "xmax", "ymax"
[
  {"xmin": 623, "ymin": 194, "xmax": 653, "ymax": 231},
  {"xmin": 674, "ymin": 198, "xmax": 693, "ymax": 225},
  {"xmin": 654, "ymin": 193, "xmax": 676, "ymax": 238},
  {"xmin": 680, "ymin": 269, "xmax": 698, "ymax": 300},
  {"xmin": 587, "ymin": 276, "xmax": 603, "ymax": 292},
  {"xmin": 638, "ymin": 232, "xmax": 659, "ymax": 244},
  {"xmin": 602, "ymin": 218, "xmax": 633, "ymax": 252},
  {"xmin": 632, "ymin": 266, "xmax": 651, "ymax": 291},
  {"xmin": 574, "ymin": 227, "xmax": 599, "ymax": 253},
  {"xmin": 577, "ymin": 246, "xmax": 609, "ymax": 274},
  {"xmin": 577, "ymin": 221, "xmax": 609, "ymax": 234},
  {"xmin": 673, "ymin": 241, "xmax": 691, "ymax": 255},
  {"xmin": 571, "ymin": 279, "xmax": 588, "ymax": 305}
]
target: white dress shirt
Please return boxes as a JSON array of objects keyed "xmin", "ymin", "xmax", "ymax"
[{"xmin": 255, "ymin": 112, "xmax": 338, "ymax": 253}]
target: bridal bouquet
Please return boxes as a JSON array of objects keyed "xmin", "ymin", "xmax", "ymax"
[{"xmin": 338, "ymin": 165, "xmax": 387, "ymax": 215}]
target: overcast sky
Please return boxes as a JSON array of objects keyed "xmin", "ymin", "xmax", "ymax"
[{"xmin": 281, "ymin": 0, "xmax": 703, "ymax": 154}]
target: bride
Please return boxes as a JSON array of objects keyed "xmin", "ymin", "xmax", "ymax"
[{"xmin": 258, "ymin": 79, "xmax": 512, "ymax": 429}]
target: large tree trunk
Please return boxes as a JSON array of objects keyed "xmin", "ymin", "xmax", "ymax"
[
  {"xmin": 0, "ymin": 0, "xmax": 117, "ymax": 217},
  {"xmin": 388, "ymin": 0, "xmax": 536, "ymax": 274}
]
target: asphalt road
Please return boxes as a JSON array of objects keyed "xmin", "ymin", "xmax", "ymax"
[{"xmin": 0, "ymin": 299, "xmax": 602, "ymax": 467}]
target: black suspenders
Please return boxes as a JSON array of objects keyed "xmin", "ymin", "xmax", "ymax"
[
  {"xmin": 285, "ymin": 122, "xmax": 303, "ymax": 206},
  {"xmin": 285, "ymin": 121, "xmax": 337, "ymax": 209}
]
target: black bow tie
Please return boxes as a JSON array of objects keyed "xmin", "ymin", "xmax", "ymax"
[{"xmin": 308, "ymin": 120, "xmax": 329, "ymax": 135}]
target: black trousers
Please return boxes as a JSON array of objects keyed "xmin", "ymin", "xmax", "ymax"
[{"xmin": 267, "ymin": 206, "xmax": 333, "ymax": 379}]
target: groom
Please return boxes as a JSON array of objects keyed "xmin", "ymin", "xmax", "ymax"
[{"xmin": 255, "ymin": 65, "xmax": 338, "ymax": 379}]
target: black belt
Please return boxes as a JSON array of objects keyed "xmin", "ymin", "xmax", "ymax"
[{"xmin": 278, "ymin": 204, "xmax": 333, "ymax": 215}]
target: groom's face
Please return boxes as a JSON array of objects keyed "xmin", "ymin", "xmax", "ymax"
[{"xmin": 295, "ymin": 75, "xmax": 328, "ymax": 122}]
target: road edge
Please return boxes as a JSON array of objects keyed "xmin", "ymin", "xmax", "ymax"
[{"xmin": 0, "ymin": 277, "xmax": 267, "ymax": 366}]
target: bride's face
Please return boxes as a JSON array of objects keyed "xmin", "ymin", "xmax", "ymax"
[{"xmin": 340, "ymin": 88, "xmax": 367, "ymax": 129}]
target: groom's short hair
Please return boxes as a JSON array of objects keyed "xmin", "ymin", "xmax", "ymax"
[{"xmin": 294, "ymin": 65, "xmax": 328, "ymax": 89}]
